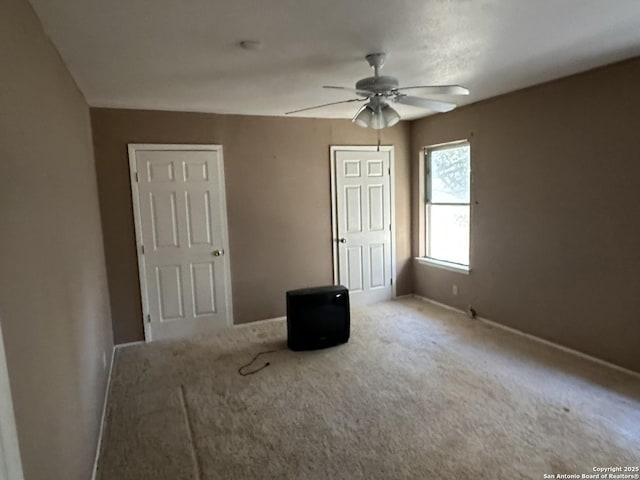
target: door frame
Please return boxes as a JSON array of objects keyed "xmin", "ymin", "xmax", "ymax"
[
  {"xmin": 0, "ymin": 316, "xmax": 24, "ymax": 480},
  {"xmin": 329, "ymin": 145, "xmax": 397, "ymax": 299},
  {"xmin": 128, "ymin": 144, "xmax": 234, "ymax": 341}
]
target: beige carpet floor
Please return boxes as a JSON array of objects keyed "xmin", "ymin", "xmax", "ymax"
[{"xmin": 96, "ymin": 297, "xmax": 640, "ymax": 480}]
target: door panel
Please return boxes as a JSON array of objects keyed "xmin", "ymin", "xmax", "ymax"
[
  {"xmin": 345, "ymin": 186, "xmax": 363, "ymax": 232},
  {"xmin": 191, "ymin": 262, "xmax": 216, "ymax": 316},
  {"xmin": 150, "ymin": 192, "xmax": 180, "ymax": 248},
  {"xmin": 368, "ymin": 184, "xmax": 385, "ymax": 231},
  {"xmin": 367, "ymin": 159, "xmax": 384, "ymax": 177},
  {"xmin": 131, "ymin": 146, "xmax": 231, "ymax": 341},
  {"xmin": 335, "ymin": 149, "xmax": 392, "ymax": 305},
  {"xmin": 156, "ymin": 265, "xmax": 184, "ymax": 320},
  {"xmin": 183, "ymin": 158, "xmax": 209, "ymax": 182},
  {"xmin": 369, "ymin": 243, "xmax": 386, "ymax": 288},
  {"xmin": 343, "ymin": 160, "xmax": 360, "ymax": 177},
  {"xmin": 346, "ymin": 245, "xmax": 364, "ymax": 292},
  {"xmin": 185, "ymin": 190, "xmax": 212, "ymax": 246},
  {"xmin": 147, "ymin": 160, "xmax": 175, "ymax": 182}
]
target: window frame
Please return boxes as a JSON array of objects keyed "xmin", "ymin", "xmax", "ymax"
[{"xmin": 422, "ymin": 140, "xmax": 471, "ymax": 272}]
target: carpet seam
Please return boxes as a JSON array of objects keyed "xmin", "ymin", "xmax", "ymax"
[{"xmin": 179, "ymin": 383, "xmax": 203, "ymax": 480}]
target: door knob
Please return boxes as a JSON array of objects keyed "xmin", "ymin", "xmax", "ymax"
[
  {"xmin": 339, "ymin": 238, "xmax": 347, "ymax": 244},
  {"xmin": 212, "ymin": 249, "xmax": 224, "ymax": 256}
]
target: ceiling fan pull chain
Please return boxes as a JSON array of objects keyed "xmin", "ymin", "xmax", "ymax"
[{"xmin": 377, "ymin": 129, "xmax": 381, "ymax": 151}]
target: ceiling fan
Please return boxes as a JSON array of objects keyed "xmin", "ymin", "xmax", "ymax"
[{"xmin": 285, "ymin": 53, "xmax": 469, "ymax": 129}]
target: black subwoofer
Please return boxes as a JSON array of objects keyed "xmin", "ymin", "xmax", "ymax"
[{"xmin": 286, "ymin": 285, "xmax": 350, "ymax": 351}]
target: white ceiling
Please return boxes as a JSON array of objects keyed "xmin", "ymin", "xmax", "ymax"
[{"xmin": 28, "ymin": 0, "xmax": 640, "ymax": 120}]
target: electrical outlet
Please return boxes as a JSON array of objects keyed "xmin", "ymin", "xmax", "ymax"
[
  {"xmin": 452, "ymin": 284, "xmax": 458, "ymax": 296},
  {"xmin": 102, "ymin": 351, "xmax": 107, "ymax": 370}
]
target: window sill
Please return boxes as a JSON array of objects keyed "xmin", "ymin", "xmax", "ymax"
[{"xmin": 415, "ymin": 257, "xmax": 471, "ymax": 275}]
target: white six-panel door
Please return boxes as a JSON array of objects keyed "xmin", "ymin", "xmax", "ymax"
[
  {"xmin": 129, "ymin": 145, "xmax": 232, "ymax": 341},
  {"xmin": 333, "ymin": 148, "xmax": 393, "ymax": 305}
]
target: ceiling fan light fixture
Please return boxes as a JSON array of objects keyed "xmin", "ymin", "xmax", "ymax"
[
  {"xmin": 352, "ymin": 104, "xmax": 375, "ymax": 128},
  {"xmin": 381, "ymin": 103, "xmax": 400, "ymax": 128},
  {"xmin": 353, "ymin": 102, "xmax": 400, "ymax": 130},
  {"xmin": 370, "ymin": 107, "xmax": 387, "ymax": 130}
]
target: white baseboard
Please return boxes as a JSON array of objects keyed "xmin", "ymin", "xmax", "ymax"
[
  {"xmin": 412, "ymin": 294, "xmax": 640, "ymax": 380},
  {"xmin": 91, "ymin": 346, "xmax": 116, "ymax": 480},
  {"xmin": 234, "ymin": 316, "xmax": 286, "ymax": 328},
  {"xmin": 0, "ymin": 317, "xmax": 25, "ymax": 480},
  {"xmin": 393, "ymin": 294, "xmax": 414, "ymax": 300},
  {"xmin": 412, "ymin": 295, "xmax": 467, "ymax": 315},
  {"xmin": 114, "ymin": 340, "xmax": 145, "ymax": 349}
]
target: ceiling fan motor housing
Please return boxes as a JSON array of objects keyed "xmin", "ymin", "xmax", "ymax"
[
  {"xmin": 285, "ymin": 52, "xmax": 465, "ymax": 118},
  {"xmin": 355, "ymin": 76, "xmax": 399, "ymax": 95}
]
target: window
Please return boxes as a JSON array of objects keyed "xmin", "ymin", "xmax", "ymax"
[{"xmin": 424, "ymin": 142, "xmax": 470, "ymax": 268}]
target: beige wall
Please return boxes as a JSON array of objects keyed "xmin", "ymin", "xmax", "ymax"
[
  {"xmin": 91, "ymin": 109, "xmax": 412, "ymax": 344},
  {"xmin": 411, "ymin": 58, "xmax": 640, "ymax": 373},
  {"xmin": 0, "ymin": 0, "xmax": 113, "ymax": 479}
]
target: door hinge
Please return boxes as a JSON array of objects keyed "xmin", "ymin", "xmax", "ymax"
[
  {"xmin": 388, "ymin": 167, "xmax": 391, "ymax": 175},
  {"xmin": 390, "ymin": 278, "xmax": 393, "ymax": 285},
  {"xmin": 147, "ymin": 314, "xmax": 151, "ymax": 323},
  {"xmin": 135, "ymin": 172, "xmax": 139, "ymax": 182},
  {"xmin": 389, "ymin": 223, "xmax": 392, "ymax": 231},
  {"xmin": 140, "ymin": 244, "xmax": 145, "ymax": 255}
]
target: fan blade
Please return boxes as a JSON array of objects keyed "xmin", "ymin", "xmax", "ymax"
[
  {"xmin": 285, "ymin": 98, "xmax": 365, "ymax": 115},
  {"xmin": 394, "ymin": 85, "xmax": 469, "ymax": 96},
  {"xmin": 395, "ymin": 95, "xmax": 457, "ymax": 112},
  {"xmin": 323, "ymin": 85, "xmax": 371, "ymax": 97}
]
